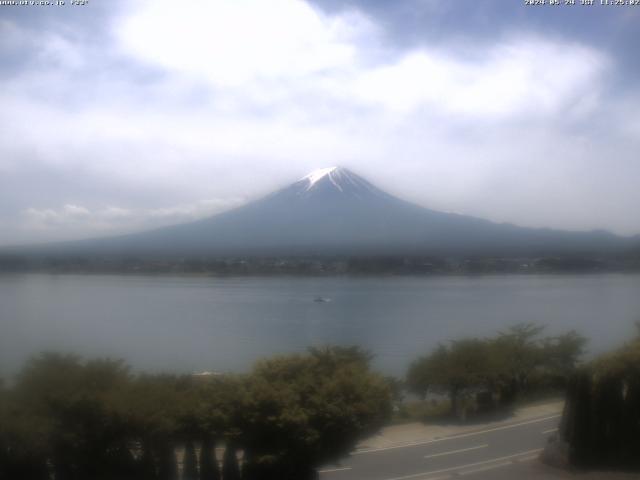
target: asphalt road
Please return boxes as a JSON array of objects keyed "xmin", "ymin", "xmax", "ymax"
[{"xmin": 319, "ymin": 414, "xmax": 561, "ymax": 480}]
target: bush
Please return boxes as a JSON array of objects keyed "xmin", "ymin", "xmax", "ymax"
[
  {"xmin": 0, "ymin": 347, "xmax": 392, "ymax": 480},
  {"xmin": 406, "ymin": 324, "xmax": 586, "ymax": 420},
  {"xmin": 560, "ymin": 336, "xmax": 640, "ymax": 468}
]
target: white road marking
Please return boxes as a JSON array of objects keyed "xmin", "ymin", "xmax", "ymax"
[
  {"xmin": 459, "ymin": 461, "xmax": 512, "ymax": 475},
  {"xmin": 319, "ymin": 466, "xmax": 352, "ymax": 474},
  {"xmin": 541, "ymin": 428, "xmax": 557, "ymax": 434},
  {"xmin": 354, "ymin": 414, "xmax": 560, "ymax": 455},
  {"xmin": 516, "ymin": 454, "xmax": 540, "ymax": 462},
  {"xmin": 424, "ymin": 444, "xmax": 488, "ymax": 459},
  {"xmin": 381, "ymin": 448, "xmax": 543, "ymax": 480}
]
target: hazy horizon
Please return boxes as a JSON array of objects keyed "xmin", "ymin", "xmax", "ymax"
[
  {"xmin": 3, "ymin": 165, "xmax": 639, "ymax": 250},
  {"xmin": 2, "ymin": 1, "xmax": 640, "ymax": 247}
]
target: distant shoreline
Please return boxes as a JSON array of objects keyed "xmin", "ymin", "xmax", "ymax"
[
  {"xmin": 2, "ymin": 251, "xmax": 639, "ymax": 277},
  {"xmin": 2, "ymin": 267, "xmax": 640, "ymax": 278}
]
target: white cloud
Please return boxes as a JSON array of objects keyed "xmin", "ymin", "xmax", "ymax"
[
  {"xmin": 114, "ymin": 0, "xmax": 606, "ymax": 119},
  {"xmin": 24, "ymin": 205, "xmax": 88, "ymax": 227},
  {"xmin": 117, "ymin": 0, "xmax": 371, "ymax": 88},
  {"xmin": 63, "ymin": 204, "xmax": 90, "ymax": 217},
  {"xmin": 25, "ymin": 208, "xmax": 60, "ymax": 225},
  {"xmin": 351, "ymin": 39, "xmax": 606, "ymax": 116},
  {"xmin": 20, "ymin": 197, "xmax": 246, "ymax": 241}
]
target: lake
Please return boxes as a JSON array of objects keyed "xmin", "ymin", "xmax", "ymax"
[{"xmin": 1, "ymin": 273, "xmax": 639, "ymax": 378}]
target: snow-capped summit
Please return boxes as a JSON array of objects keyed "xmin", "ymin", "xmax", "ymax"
[
  {"xmin": 302, "ymin": 166, "xmax": 340, "ymax": 188},
  {"xmin": 292, "ymin": 166, "xmax": 388, "ymax": 200}
]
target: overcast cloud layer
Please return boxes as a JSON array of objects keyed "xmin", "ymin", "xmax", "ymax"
[{"xmin": 1, "ymin": 0, "xmax": 639, "ymax": 246}]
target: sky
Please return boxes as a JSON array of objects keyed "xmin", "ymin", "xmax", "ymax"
[{"xmin": 1, "ymin": 0, "xmax": 639, "ymax": 246}]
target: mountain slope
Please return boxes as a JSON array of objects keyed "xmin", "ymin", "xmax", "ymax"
[{"xmin": 50, "ymin": 166, "xmax": 631, "ymax": 257}]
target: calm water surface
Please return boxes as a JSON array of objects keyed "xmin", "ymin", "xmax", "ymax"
[{"xmin": 1, "ymin": 273, "xmax": 639, "ymax": 377}]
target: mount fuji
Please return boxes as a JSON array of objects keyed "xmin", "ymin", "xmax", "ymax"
[{"xmin": 36, "ymin": 166, "xmax": 629, "ymax": 258}]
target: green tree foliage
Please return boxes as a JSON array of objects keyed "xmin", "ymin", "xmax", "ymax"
[
  {"xmin": 560, "ymin": 336, "xmax": 640, "ymax": 468},
  {"xmin": 221, "ymin": 443, "xmax": 241, "ymax": 480},
  {"xmin": 198, "ymin": 436, "xmax": 220, "ymax": 480},
  {"xmin": 183, "ymin": 441, "xmax": 198, "ymax": 480},
  {"xmin": 491, "ymin": 323, "xmax": 547, "ymax": 403},
  {"xmin": 238, "ymin": 346, "xmax": 392, "ymax": 479},
  {"xmin": 493, "ymin": 324, "xmax": 586, "ymax": 400},
  {"xmin": 1, "ymin": 374, "xmax": 51, "ymax": 480},
  {"xmin": 8, "ymin": 353, "xmax": 135, "ymax": 480},
  {"xmin": 542, "ymin": 330, "xmax": 587, "ymax": 381},
  {"xmin": 406, "ymin": 324, "xmax": 587, "ymax": 419},
  {"xmin": 121, "ymin": 374, "xmax": 185, "ymax": 480},
  {"xmin": 0, "ymin": 347, "xmax": 392, "ymax": 480},
  {"xmin": 407, "ymin": 340, "xmax": 497, "ymax": 418}
]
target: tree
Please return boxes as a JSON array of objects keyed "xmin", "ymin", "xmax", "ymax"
[
  {"xmin": 408, "ymin": 324, "xmax": 588, "ymax": 417},
  {"xmin": 0, "ymin": 347, "xmax": 391, "ymax": 480},
  {"xmin": 491, "ymin": 323, "xmax": 546, "ymax": 403},
  {"xmin": 406, "ymin": 339, "xmax": 496, "ymax": 419},
  {"xmin": 558, "ymin": 337, "xmax": 640, "ymax": 468},
  {"xmin": 541, "ymin": 330, "xmax": 587, "ymax": 384},
  {"xmin": 238, "ymin": 347, "xmax": 391, "ymax": 479},
  {"xmin": 198, "ymin": 435, "xmax": 220, "ymax": 480},
  {"xmin": 189, "ymin": 375, "xmax": 241, "ymax": 480},
  {"xmin": 123, "ymin": 374, "xmax": 186, "ymax": 480},
  {"xmin": 183, "ymin": 441, "xmax": 198, "ymax": 480},
  {"xmin": 4, "ymin": 353, "xmax": 137, "ymax": 480},
  {"xmin": 0, "ymin": 377, "xmax": 50, "ymax": 480},
  {"xmin": 222, "ymin": 442, "xmax": 241, "ymax": 480}
]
